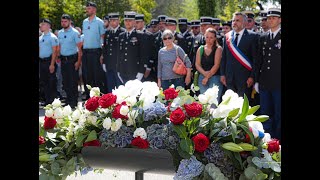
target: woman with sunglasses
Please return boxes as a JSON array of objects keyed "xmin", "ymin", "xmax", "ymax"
[
  {"xmin": 157, "ymin": 29, "xmax": 192, "ymax": 90},
  {"xmin": 195, "ymin": 28, "xmax": 223, "ymax": 100}
]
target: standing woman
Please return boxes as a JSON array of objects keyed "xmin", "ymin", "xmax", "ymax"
[
  {"xmin": 157, "ymin": 29, "xmax": 192, "ymax": 90},
  {"xmin": 195, "ymin": 28, "xmax": 223, "ymax": 100}
]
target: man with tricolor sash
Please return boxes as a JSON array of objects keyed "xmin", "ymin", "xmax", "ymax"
[{"xmin": 220, "ymin": 12, "xmax": 259, "ymax": 100}]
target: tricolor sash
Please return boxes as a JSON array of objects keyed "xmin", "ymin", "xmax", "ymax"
[{"xmin": 225, "ymin": 31, "xmax": 252, "ymax": 71}]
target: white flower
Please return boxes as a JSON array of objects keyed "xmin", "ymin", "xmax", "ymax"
[
  {"xmin": 133, "ymin": 127, "xmax": 147, "ymax": 139},
  {"xmin": 249, "ymin": 121, "xmax": 265, "ymax": 138},
  {"xmin": 211, "ymin": 104, "xmax": 232, "ymax": 118},
  {"xmin": 63, "ymin": 105, "xmax": 72, "ymax": 117},
  {"xmin": 99, "ymin": 108, "xmax": 110, "ymax": 114},
  {"xmin": 246, "ymin": 114, "xmax": 257, "ymax": 121},
  {"xmin": 140, "ymin": 95, "xmax": 155, "ymax": 110},
  {"xmin": 222, "ymin": 89, "xmax": 239, "ymax": 102},
  {"xmin": 169, "ymin": 84, "xmax": 175, "ymax": 88},
  {"xmin": 111, "ymin": 118, "xmax": 122, "ymax": 132},
  {"xmin": 45, "ymin": 108, "xmax": 54, "ymax": 117},
  {"xmin": 199, "ymin": 86, "xmax": 219, "ymax": 105},
  {"xmin": 103, "ymin": 117, "xmax": 112, "ymax": 130},
  {"xmin": 198, "ymin": 94, "xmax": 208, "ymax": 104},
  {"xmin": 113, "ymin": 85, "xmax": 129, "ymax": 104},
  {"xmin": 90, "ymin": 87, "xmax": 100, "ymax": 97},
  {"xmin": 141, "ymin": 82, "xmax": 160, "ymax": 97},
  {"xmin": 72, "ymin": 109, "xmax": 81, "ymax": 121},
  {"xmin": 78, "ymin": 114, "xmax": 87, "ymax": 127},
  {"xmin": 56, "ymin": 118, "xmax": 64, "ymax": 124},
  {"xmin": 125, "ymin": 79, "xmax": 143, "ymax": 97},
  {"xmin": 53, "ymin": 108, "xmax": 64, "ymax": 119},
  {"xmin": 126, "ymin": 96, "xmax": 137, "ymax": 107},
  {"xmin": 127, "ymin": 110, "xmax": 138, "ymax": 126},
  {"xmin": 171, "ymin": 97, "xmax": 181, "ymax": 107},
  {"xmin": 120, "ymin": 105, "xmax": 129, "ymax": 116},
  {"xmin": 87, "ymin": 115, "xmax": 97, "ymax": 126},
  {"xmin": 52, "ymin": 98, "xmax": 61, "ymax": 108},
  {"xmin": 262, "ymin": 133, "xmax": 271, "ymax": 143}
]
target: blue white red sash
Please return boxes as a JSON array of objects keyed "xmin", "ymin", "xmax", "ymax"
[{"xmin": 225, "ymin": 31, "xmax": 252, "ymax": 71}]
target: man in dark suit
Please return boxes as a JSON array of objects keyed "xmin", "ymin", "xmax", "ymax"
[
  {"xmin": 220, "ymin": 12, "xmax": 259, "ymax": 99},
  {"xmin": 255, "ymin": 8, "xmax": 281, "ymax": 140}
]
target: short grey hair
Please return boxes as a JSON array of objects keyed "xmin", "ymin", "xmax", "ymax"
[
  {"xmin": 161, "ymin": 29, "xmax": 174, "ymax": 39},
  {"xmin": 233, "ymin": 12, "xmax": 248, "ymax": 23}
]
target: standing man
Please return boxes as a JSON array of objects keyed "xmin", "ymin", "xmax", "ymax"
[
  {"xmin": 255, "ymin": 8, "xmax": 281, "ymax": 140},
  {"xmin": 117, "ymin": 11, "xmax": 147, "ymax": 84},
  {"xmin": 221, "ymin": 21, "xmax": 232, "ymax": 36},
  {"xmin": 200, "ymin": 16, "xmax": 212, "ymax": 35},
  {"xmin": 242, "ymin": 10, "xmax": 256, "ymax": 31},
  {"xmin": 186, "ymin": 20, "xmax": 205, "ymax": 68},
  {"xmin": 81, "ymin": 2, "xmax": 105, "ymax": 99},
  {"xmin": 58, "ymin": 14, "xmax": 82, "ymax": 108},
  {"xmin": 220, "ymin": 12, "xmax": 258, "ymax": 99},
  {"xmin": 39, "ymin": 18, "xmax": 59, "ymax": 106},
  {"xmin": 149, "ymin": 19, "xmax": 159, "ymax": 34},
  {"xmin": 259, "ymin": 10, "xmax": 269, "ymax": 33},
  {"xmin": 211, "ymin": 18, "xmax": 223, "ymax": 46},
  {"xmin": 102, "ymin": 12, "xmax": 125, "ymax": 93},
  {"xmin": 103, "ymin": 15, "xmax": 110, "ymax": 32},
  {"xmin": 178, "ymin": 18, "xmax": 192, "ymax": 39}
]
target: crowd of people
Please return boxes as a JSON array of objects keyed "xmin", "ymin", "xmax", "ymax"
[{"xmin": 39, "ymin": 1, "xmax": 281, "ymax": 140}]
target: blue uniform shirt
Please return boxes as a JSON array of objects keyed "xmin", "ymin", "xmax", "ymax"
[
  {"xmin": 58, "ymin": 27, "xmax": 81, "ymax": 56},
  {"xmin": 82, "ymin": 15, "xmax": 105, "ymax": 49},
  {"xmin": 39, "ymin": 32, "xmax": 59, "ymax": 58}
]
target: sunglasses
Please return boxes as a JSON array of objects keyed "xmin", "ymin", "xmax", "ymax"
[
  {"xmin": 163, "ymin": 37, "xmax": 173, "ymax": 40},
  {"xmin": 248, "ymin": 19, "xmax": 253, "ymax": 23}
]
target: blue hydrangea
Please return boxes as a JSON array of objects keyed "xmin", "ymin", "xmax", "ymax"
[
  {"xmin": 80, "ymin": 166, "xmax": 93, "ymax": 175},
  {"xmin": 173, "ymin": 156, "xmax": 204, "ymax": 180},
  {"xmin": 146, "ymin": 124, "xmax": 180, "ymax": 150},
  {"xmin": 144, "ymin": 101, "xmax": 167, "ymax": 121},
  {"xmin": 99, "ymin": 125, "xmax": 134, "ymax": 148}
]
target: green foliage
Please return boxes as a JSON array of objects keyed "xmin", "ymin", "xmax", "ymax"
[
  {"xmin": 129, "ymin": 0, "xmax": 157, "ymax": 23},
  {"xmin": 197, "ymin": 0, "xmax": 217, "ymax": 17}
]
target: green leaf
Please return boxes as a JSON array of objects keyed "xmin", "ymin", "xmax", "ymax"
[
  {"xmin": 39, "ymin": 173, "xmax": 49, "ymax": 180},
  {"xmin": 230, "ymin": 122, "xmax": 237, "ymax": 142},
  {"xmin": 251, "ymin": 115, "xmax": 269, "ymax": 123},
  {"xmin": 177, "ymin": 145, "xmax": 192, "ymax": 159},
  {"xmin": 255, "ymin": 173, "xmax": 268, "ymax": 180},
  {"xmin": 248, "ymin": 105, "xmax": 260, "ymax": 115},
  {"xmin": 220, "ymin": 96, "xmax": 231, "ymax": 105},
  {"xmin": 228, "ymin": 108, "xmax": 240, "ymax": 118},
  {"xmin": 244, "ymin": 166, "xmax": 259, "ymax": 179},
  {"xmin": 85, "ymin": 130, "xmax": 97, "ymax": 142},
  {"xmin": 194, "ymin": 86, "xmax": 200, "ymax": 91},
  {"xmin": 76, "ymin": 135, "xmax": 87, "ymax": 148},
  {"xmin": 238, "ymin": 143, "xmax": 258, "ymax": 151},
  {"xmin": 180, "ymin": 138, "xmax": 194, "ymax": 155},
  {"xmin": 237, "ymin": 123, "xmax": 255, "ymax": 145},
  {"xmin": 210, "ymin": 128, "xmax": 221, "ymax": 138},
  {"xmin": 221, "ymin": 142, "xmax": 244, "ymax": 152},
  {"xmin": 179, "ymin": 95, "xmax": 195, "ymax": 106},
  {"xmin": 173, "ymin": 125, "xmax": 187, "ymax": 139},
  {"xmin": 51, "ymin": 161, "xmax": 60, "ymax": 175},
  {"xmin": 238, "ymin": 94, "xmax": 249, "ymax": 122},
  {"xmin": 234, "ymin": 152, "xmax": 243, "ymax": 169},
  {"xmin": 67, "ymin": 143, "xmax": 75, "ymax": 154},
  {"xmin": 189, "ymin": 118, "xmax": 200, "ymax": 135}
]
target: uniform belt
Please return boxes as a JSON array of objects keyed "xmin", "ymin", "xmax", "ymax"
[
  {"xmin": 39, "ymin": 56, "xmax": 51, "ymax": 62},
  {"xmin": 83, "ymin": 48, "xmax": 101, "ymax": 52},
  {"xmin": 60, "ymin": 54, "xmax": 77, "ymax": 61}
]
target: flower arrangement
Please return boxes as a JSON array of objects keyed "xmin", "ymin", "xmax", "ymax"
[{"xmin": 39, "ymin": 80, "xmax": 281, "ymax": 180}]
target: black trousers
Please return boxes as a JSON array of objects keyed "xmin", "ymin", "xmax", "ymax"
[
  {"xmin": 39, "ymin": 58, "xmax": 57, "ymax": 105},
  {"xmin": 82, "ymin": 49, "xmax": 106, "ymax": 97},
  {"xmin": 61, "ymin": 54, "xmax": 79, "ymax": 107}
]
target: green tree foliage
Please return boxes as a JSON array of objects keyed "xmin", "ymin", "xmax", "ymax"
[
  {"xmin": 180, "ymin": 0, "xmax": 200, "ymax": 21},
  {"xmin": 129, "ymin": 0, "xmax": 157, "ymax": 23},
  {"xmin": 197, "ymin": 0, "xmax": 218, "ymax": 17}
]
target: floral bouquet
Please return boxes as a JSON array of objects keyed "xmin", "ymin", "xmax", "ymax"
[{"xmin": 39, "ymin": 80, "xmax": 281, "ymax": 180}]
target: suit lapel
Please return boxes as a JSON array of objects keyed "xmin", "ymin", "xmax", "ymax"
[{"xmin": 237, "ymin": 29, "xmax": 248, "ymax": 49}]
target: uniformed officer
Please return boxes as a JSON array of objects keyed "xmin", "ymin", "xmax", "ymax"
[
  {"xmin": 135, "ymin": 14, "xmax": 157, "ymax": 82},
  {"xmin": 210, "ymin": 18, "xmax": 223, "ymax": 46},
  {"xmin": 258, "ymin": 10, "xmax": 269, "ymax": 33},
  {"xmin": 165, "ymin": 17, "xmax": 188, "ymax": 56},
  {"xmin": 58, "ymin": 14, "xmax": 82, "ymax": 108},
  {"xmin": 255, "ymin": 8, "xmax": 281, "ymax": 140},
  {"xmin": 187, "ymin": 22, "xmax": 191, "ymax": 33},
  {"xmin": 154, "ymin": 15, "xmax": 168, "ymax": 52},
  {"xmin": 178, "ymin": 18, "xmax": 192, "ymax": 39},
  {"xmin": 149, "ymin": 19, "xmax": 159, "ymax": 34},
  {"xmin": 103, "ymin": 15, "xmax": 110, "ymax": 32},
  {"xmin": 242, "ymin": 10, "xmax": 256, "ymax": 31},
  {"xmin": 117, "ymin": 11, "xmax": 147, "ymax": 83},
  {"xmin": 200, "ymin": 16, "xmax": 212, "ymax": 35},
  {"xmin": 102, "ymin": 12, "xmax": 125, "ymax": 93},
  {"xmin": 221, "ymin": 20, "xmax": 232, "ymax": 36},
  {"xmin": 186, "ymin": 20, "xmax": 205, "ymax": 68},
  {"xmin": 81, "ymin": 2, "xmax": 106, "ymax": 99},
  {"xmin": 39, "ymin": 18, "xmax": 59, "ymax": 106}
]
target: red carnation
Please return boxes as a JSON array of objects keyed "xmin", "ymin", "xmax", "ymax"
[
  {"xmin": 83, "ymin": 140, "xmax": 101, "ymax": 147},
  {"xmin": 39, "ymin": 136, "xmax": 45, "ymax": 145},
  {"xmin": 43, "ymin": 116, "xmax": 57, "ymax": 130},
  {"xmin": 163, "ymin": 88, "xmax": 178, "ymax": 100},
  {"xmin": 267, "ymin": 139, "xmax": 280, "ymax": 153},
  {"xmin": 131, "ymin": 137, "xmax": 149, "ymax": 149},
  {"xmin": 192, "ymin": 133, "xmax": 210, "ymax": 153},
  {"xmin": 184, "ymin": 102, "xmax": 203, "ymax": 117},
  {"xmin": 170, "ymin": 107, "xmax": 186, "ymax": 125},
  {"xmin": 85, "ymin": 96, "xmax": 100, "ymax": 111},
  {"xmin": 112, "ymin": 102, "xmax": 128, "ymax": 120},
  {"xmin": 99, "ymin": 93, "xmax": 117, "ymax": 108}
]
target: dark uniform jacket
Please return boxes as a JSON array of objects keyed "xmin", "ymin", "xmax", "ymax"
[
  {"xmin": 220, "ymin": 29, "xmax": 258, "ymax": 86},
  {"xmin": 117, "ymin": 29, "xmax": 147, "ymax": 79},
  {"xmin": 255, "ymin": 30, "xmax": 281, "ymax": 90},
  {"xmin": 103, "ymin": 27, "xmax": 126, "ymax": 70},
  {"xmin": 186, "ymin": 34, "xmax": 205, "ymax": 68},
  {"xmin": 174, "ymin": 32, "xmax": 188, "ymax": 55}
]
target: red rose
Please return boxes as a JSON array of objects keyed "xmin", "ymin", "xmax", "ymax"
[
  {"xmin": 267, "ymin": 139, "xmax": 280, "ymax": 153},
  {"xmin": 112, "ymin": 102, "xmax": 128, "ymax": 120},
  {"xmin": 85, "ymin": 96, "xmax": 100, "ymax": 111},
  {"xmin": 170, "ymin": 107, "xmax": 186, "ymax": 125},
  {"xmin": 192, "ymin": 133, "xmax": 210, "ymax": 153},
  {"xmin": 43, "ymin": 116, "xmax": 57, "ymax": 130},
  {"xmin": 244, "ymin": 127, "xmax": 253, "ymax": 143},
  {"xmin": 99, "ymin": 93, "xmax": 117, "ymax": 108},
  {"xmin": 184, "ymin": 102, "xmax": 203, "ymax": 117},
  {"xmin": 163, "ymin": 88, "xmax": 178, "ymax": 100},
  {"xmin": 39, "ymin": 136, "xmax": 45, "ymax": 145},
  {"xmin": 131, "ymin": 137, "xmax": 149, "ymax": 149},
  {"xmin": 83, "ymin": 140, "xmax": 101, "ymax": 147}
]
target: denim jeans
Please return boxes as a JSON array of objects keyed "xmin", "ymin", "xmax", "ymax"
[
  {"xmin": 161, "ymin": 77, "xmax": 185, "ymax": 91},
  {"xmin": 198, "ymin": 74, "xmax": 223, "ymax": 103},
  {"xmin": 260, "ymin": 88, "xmax": 281, "ymax": 140}
]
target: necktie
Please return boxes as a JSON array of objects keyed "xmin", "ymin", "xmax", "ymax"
[
  {"xmin": 271, "ymin": 33, "xmax": 274, "ymax": 40},
  {"xmin": 234, "ymin": 33, "xmax": 239, "ymax": 46},
  {"xmin": 127, "ymin": 32, "xmax": 130, "ymax": 38}
]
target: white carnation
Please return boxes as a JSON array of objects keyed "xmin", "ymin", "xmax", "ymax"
[
  {"xmin": 63, "ymin": 105, "xmax": 72, "ymax": 117},
  {"xmin": 72, "ymin": 109, "xmax": 81, "ymax": 121},
  {"xmin": 87, "ymin": 115, "xmax": 97, "ymax": 126},
  {"xmin": 53, "ymin": 108, "xmax": 64, "ymax": 119},
  {"xmin": 126, "ymin": 96, "xmax": 137, "ymax": 106},
  {"xmin": 52, "ymin": 98, "xmax": 61, "ymax": 108},
  {"xmin": 133, "ymin": 127, "xmax": 147, "ymax": 139},
  {"xmin": 45, "ymin": 109, "xmax": 54, "ymax": 117},
  {"xmin": 103, "ymin": 117, "xmax": 112, "ymax": 130},
  {"xmin": 120, "ymin": 105, "xmax": 129, "ymax": 116},
  {"xmin": 90, "ymin": 87, "xmax": 100, "ymax": 97},
  {"xmin": 111, "ymin": 118, "xmax": 122, "ymax": 132}
]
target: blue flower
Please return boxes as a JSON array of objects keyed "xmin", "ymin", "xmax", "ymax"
[{"xmin": 174, "ymin": 156, "xmax": 204, "ymax": 180}]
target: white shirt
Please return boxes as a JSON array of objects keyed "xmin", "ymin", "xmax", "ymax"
[
  {"xmin": 233, "ymin": 28, "xmax": 245, "ymax": 45},
  {"xmin": 111, "ymin": 25, "xmax": 120, "ymax": 33},
  {"xmin": 269, "ymin": 27, "xmax": 281, "ymax": 39}
]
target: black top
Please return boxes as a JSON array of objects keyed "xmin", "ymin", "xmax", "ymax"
[{"xmin": 201, "ymin": 46, "xmax": 220, "ymax": 75}]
